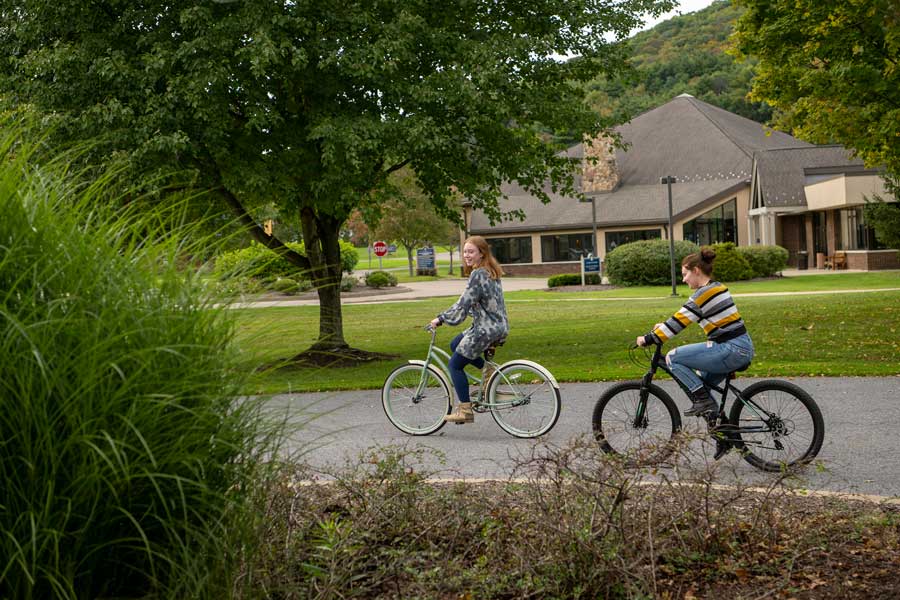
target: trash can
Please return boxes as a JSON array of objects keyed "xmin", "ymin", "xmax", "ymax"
[
  {"xmin": 797, "ymin": 251, "xmax": 808, "ymax": 270},
  {"xmin": 816, "ymin": 252, "xmax": 826, "ymax": 269}
]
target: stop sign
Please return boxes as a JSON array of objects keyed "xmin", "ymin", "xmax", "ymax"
[{"xmin": 373, "ymin": 240, "xmax": 388, "ymax": 257}]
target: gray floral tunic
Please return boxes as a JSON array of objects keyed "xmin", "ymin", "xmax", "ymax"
[{"xmin": 438, "ymin": 268, "xmax": 509, "ymax": 360}]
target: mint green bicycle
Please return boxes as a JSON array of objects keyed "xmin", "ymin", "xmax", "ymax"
[{"xmin": 381, "ymin": 325, "xmax": 561, "ymax": 438}]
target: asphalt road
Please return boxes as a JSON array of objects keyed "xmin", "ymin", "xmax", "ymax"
[{"xmin": 265, "ymin": 375, "xmax": 900, "ymax": 498}]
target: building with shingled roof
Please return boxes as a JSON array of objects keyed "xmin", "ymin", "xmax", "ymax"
[{"xmin": 463, "ymin": 94, "xmax": 896, "ymax": 273}]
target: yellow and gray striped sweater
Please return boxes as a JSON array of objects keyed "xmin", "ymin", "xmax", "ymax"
[{"xmin": 645, "ymin": 281, "xmax": 747, "ymax": 345}]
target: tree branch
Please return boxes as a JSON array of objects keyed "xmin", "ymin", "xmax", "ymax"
[
  {"xmin": 383, "ymin": 158, "xmax": 411, "ymax": 177},
  {"xmin": 216, "ymin": 184, "xmax": 311, "ymax": 271}
]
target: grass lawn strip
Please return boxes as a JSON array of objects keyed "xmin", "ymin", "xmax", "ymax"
[{"xmin": 235, "ymin": 286, "xmax": 900, "ymax": 394}]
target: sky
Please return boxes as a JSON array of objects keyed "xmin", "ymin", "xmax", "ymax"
[{"xmin": 639, "ymin": 0, "xmax": 719, "ymax": 33}]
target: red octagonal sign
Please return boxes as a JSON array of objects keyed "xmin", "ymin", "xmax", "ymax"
[{"xmin": 373, "ymin": 240, "xmax": 388, "ymax": 257}]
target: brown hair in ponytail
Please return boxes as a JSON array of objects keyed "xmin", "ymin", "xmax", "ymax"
[{"xmin": 682, "ymin": 247, "xmax": 716, "ymax": 277}]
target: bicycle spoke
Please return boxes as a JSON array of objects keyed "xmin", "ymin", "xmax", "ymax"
[
  {"xmin": 593, "ymin": 382, "xmax": 680, "ymax": 465},
  {"xmin": 731, "ymin": 381, "xmax": 824, "ymax": 472},
  {"xmin": 382, "ymin": 365, "xmax": 450, "ymax": 435},
  {"xmin": 490, "ymin": 363, "xmax": 560, "ymax": 438}
]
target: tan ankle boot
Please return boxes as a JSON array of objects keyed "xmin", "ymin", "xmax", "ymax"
[{"xmin": 445, "ymin": 402, "xmax": 475, "ymax": 424}]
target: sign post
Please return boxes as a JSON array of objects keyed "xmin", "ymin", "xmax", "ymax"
[
  {"xmin": 373, "ymin": 240, "xmax": 388, "ymax": 270},
  {"xmin": 660, "ymin": 176, "xmax": 678, "ymax": 297},
  {"xmin": 581, "ymin": 255, "xmax": 601, "ymax": 286}
]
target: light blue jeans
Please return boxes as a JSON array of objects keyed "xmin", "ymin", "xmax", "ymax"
[{"xmin": 666, "ymin": 333, "xmax": 755, "ymax": 393}]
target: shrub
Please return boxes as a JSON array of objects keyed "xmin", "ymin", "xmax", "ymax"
[
  {"xmin": 605, "ymin": 239, "xmax": 699, "ymax": 286},
  {"xmin": 548, "ymin": 273, "xmax": 600, "ymax": 287},
  {"xmin": 365, "ymin": 270, "xmax": 398, "ymax": 288},
  {"xmin": 0, "ymin": 133, "xmax": 280, "ymax": 599},
  {"xmin": 213, "ymin": 239, "xmax": 358, "ymax": 281},
  {"xmin": 736, "ymin": 245, "xmax": 789, "ymax": 278},
  {"xmin": 709, "ymin": 242, "xmax": 755, "ymax": 282},
  {"xmin": 269, "ymin": 276, "xmax": 307, "ymax": 295},
  {"xmin": 341, "ymin": 275, "xmax": 358, "ymax": 292}
]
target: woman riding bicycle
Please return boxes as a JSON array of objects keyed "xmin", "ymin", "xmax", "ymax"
[
  {"xmin": 429, "ymin": 235, "xmax": 509, "ymax": 424},
  {"xmin": 636, "ymin": 248, "xmax": 755, "ymax": 417}
]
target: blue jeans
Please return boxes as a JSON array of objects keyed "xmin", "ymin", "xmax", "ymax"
[
  {"xmin": 448, "ymin": 333, "xmax": 485, "ymax": 404},
  {"xmin": 667, "ymin": 333, "xmax": 755, "ymax": 393}
]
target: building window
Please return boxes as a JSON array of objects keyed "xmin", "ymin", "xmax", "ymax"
[
  {"xmin": 683, "ymin": 199, "xmax": 737, "ymax": 246},
  {"xmin": 487, "ymin": 236, "xmax": 533, "ymax": 264},
  {"xmin": 839, "ymin": 207, "xmax": 885, "ymax": 250},
  {"xmin": 540, "ymin": 233, "xmax": 594, "ymax": 262},
  {"xmin": 605, "ymin": 229, "xmax": 661, "ymax": 252},
  {"xmin": 812, "ymin": 211, "xmax": 827, "ymax": 254}
]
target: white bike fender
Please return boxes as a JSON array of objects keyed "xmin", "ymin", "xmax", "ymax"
[
  {"xmin": 496, "ymin": 360, "xmax": 560, "ymax": 389},
  {"xmin": 406, "ymin": 360, "xmax": 454, "ymax": 398}
]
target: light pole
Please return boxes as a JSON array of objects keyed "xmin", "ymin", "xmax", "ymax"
[
  {"xmin": 660, "ymin": 175, "xmax": 678, "ymax": 296},
  {"xmin": 590, "ymin": 195, "xmax": 597, "ymax": 257}
]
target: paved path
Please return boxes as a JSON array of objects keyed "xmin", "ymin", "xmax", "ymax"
[{"xmin": 265, "ymin": 376, "xmax": 900, "ymax": 497}]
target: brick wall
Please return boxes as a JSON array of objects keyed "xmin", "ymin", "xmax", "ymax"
[{"xmin": 846, "ymin": 250, "xmax": 900, "ymax": 270}]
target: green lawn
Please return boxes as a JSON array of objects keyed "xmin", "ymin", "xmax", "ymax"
[{"xmin": 234, "ymin": 271, "xmax": 900, "ymax": 394}]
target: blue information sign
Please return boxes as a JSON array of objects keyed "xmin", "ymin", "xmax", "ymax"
[
  {"xmin": 416, "ymin": 247, "xmax": 436, "ymax": 270},
  {"xmin": 583, "ymin": 257, "xmax": 601, "ymax": 273}
]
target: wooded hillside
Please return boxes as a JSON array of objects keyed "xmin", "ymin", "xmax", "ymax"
[{"xmin": 583, "ymin": 0, "xmax": 768, "ymax": 130}]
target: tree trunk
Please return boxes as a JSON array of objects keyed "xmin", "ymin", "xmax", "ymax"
[
  {"xmin": 299, "ymin": 207, "xmax": 348, "ymax": 351},
  {"xmin": 407, "ymin": 246, "xmax": 415, "ymax": 277}
]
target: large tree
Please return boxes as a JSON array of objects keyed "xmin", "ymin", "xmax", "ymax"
[
  {"xmin": 1, "ymin": 0, "xmax": 674, "ymax": 361},
  {"xmin": 731, "ymin": 0, "xmax": 900, "ymax": 180}
]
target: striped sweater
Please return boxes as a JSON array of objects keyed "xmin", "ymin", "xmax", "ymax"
[{"xmin": 645, "ymin": 281, "xmax": 747, "ymax": 345}]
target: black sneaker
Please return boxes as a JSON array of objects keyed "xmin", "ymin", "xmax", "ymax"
[{"xmin": 683, "ymin": 396, "xmax": 718, "ymax": 417}]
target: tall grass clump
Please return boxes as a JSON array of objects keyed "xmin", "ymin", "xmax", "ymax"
[{"xmin": 0, "ymin": 131, "xmax": 282, "ymax": 599}]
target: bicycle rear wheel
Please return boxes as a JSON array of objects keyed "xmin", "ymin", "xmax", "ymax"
[
  {"xmin": 592, "ymin": 382, "xmax": 681, "ymax": 465},
  {"xmin": 729, "ymin": 380, "xmax": 824, "ymax": 472},
  {"xmin": 382, "ymin": 364, "xmax": 451, "ymax": 435},
  {"xmin": 488, "ymin": 361, "xmax": 560, "ymax": 438}
]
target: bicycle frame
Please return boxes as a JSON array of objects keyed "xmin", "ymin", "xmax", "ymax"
[
  {"xmin": 414, "ymin": 327, "xmax": 529, "ymax": 410},
  {"xmin": 640, "ymin": 342, "xmax": 771, "ymax": 426}
]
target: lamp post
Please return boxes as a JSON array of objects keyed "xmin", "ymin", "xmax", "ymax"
[
  {"xmin": 660, "ymin": 175, "xmax": 678, "ymax": 296},
  {"xmin": 590, "ymin": 195, "xmax": 598, "ymax": 257}
]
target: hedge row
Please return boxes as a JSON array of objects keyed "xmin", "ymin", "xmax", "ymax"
[
  {"xmin": 604, "ymin": 240, "xmax": 789, "ymax": 285},
  {"xmin": 547, "ymin": 273, "xmax": 601, "ymax": 287}
]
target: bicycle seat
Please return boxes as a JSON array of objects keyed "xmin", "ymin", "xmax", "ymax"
[
  {"xmin": 484, "ymin": 338, "xmax": 506, "ymax": 359},
  {"xmin": 727, "ymin": 363, "xmax": 751, "ymax": 378}
]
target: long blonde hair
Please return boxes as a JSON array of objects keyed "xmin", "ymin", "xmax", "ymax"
[{"xmin": 462, "ymin": 235, "xmax": 504, "ymax": 279}]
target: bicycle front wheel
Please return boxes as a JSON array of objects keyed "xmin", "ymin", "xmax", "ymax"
[
  {"xmin": 592, "ymin": 382, "xmax": 681, "ymax": 465},
  {"xmin": 488, "ymin": 361, "xmax": 561, "ymax": 438},
  {"xmin": 382, "ymin": 364, "xmax": 451, "ymax": 435},
  {"xmin": 729, "ymin": 380, "xmax": 824, "ymax": 472}
]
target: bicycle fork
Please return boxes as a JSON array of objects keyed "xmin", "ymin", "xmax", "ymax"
[{"xmin": 633, "ymin": 373, "xmax": 654, "ymax": 428}]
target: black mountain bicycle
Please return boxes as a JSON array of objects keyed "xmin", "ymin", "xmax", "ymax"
[{"xmin": 592, "ymin": 341, "xmax": 824, "ymax": 472}]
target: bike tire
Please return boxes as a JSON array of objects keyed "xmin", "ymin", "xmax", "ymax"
[
  {"xmin": 729, "ymin": 379, "xmax": 824, "ymax": 472},
  {"xmin": 488, "ymin": 361, "xmax": 561, "ymax": 438},
  {"xmin": 382, "ymin": 363, "xmax": 451, "ymax": 435},
  {"xmin": 592, "ymin": 381, "xmax": 682, "ymax": 465}
]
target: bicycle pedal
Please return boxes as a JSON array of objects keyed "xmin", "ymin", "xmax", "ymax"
[{"xmin": 713, "ymin": 441, "xmax": 732, "ymax": 461}]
